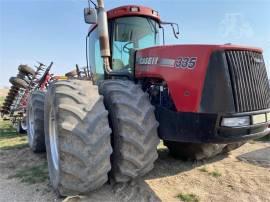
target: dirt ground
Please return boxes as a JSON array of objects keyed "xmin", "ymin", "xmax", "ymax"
[
  {"xmin": 0, "ymin": 89, "xmax": 270, "ymax": 202},
  {"xmin": 0, "ymin": 140, "xmax": 269, "ymax": 202}
]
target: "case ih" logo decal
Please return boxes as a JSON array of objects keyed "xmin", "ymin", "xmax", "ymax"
[
  {"xmin": 136, "ymin": 56, "xmax": 197, "ymax": 70},
  {"xmin": 137, "ymin": 57, "xmax": 159, "ymax": 65}
]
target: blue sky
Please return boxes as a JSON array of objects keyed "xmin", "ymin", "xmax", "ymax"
[{"xmin": 0, "ymin": 0, "xmax": 269, "ymax": 87}]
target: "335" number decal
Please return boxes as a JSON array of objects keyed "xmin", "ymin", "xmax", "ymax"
[{"xmin": 175, "ymin": 57, "xmax": 197, "ymax": 69}]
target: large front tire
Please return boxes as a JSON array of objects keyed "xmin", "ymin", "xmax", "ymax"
[
  {"xmin": 27, "ymin": 91, "xmax": 46, "ymax": 152},
  {"xmin": 44, "ymin": 80, "xmax": 112, "ymax": 196},
  {"xmin": 100, "ymin": 80, "xmax": 159, "ymax": 182}
]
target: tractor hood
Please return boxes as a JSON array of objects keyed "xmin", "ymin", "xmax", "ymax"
[
  {"xmin": 135, "ymin": 44, "xmax": 262, "ymax": 70},
  {"xmin": 135, "ymin": 44, "xmax": 265, "ymax": 112}
]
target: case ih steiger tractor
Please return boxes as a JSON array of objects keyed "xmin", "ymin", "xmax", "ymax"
[{"xmin": 23, "ymin": 0, "xmax": 270, "ymax": 196}]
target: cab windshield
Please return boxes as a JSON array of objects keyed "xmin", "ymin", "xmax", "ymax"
[{"xmin": 111, "ymin": 16, "xmax": 160, "ymax": 71}]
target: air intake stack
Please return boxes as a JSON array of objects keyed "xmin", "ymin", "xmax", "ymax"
[{"xmin": 97, "ymin": 0, "xmax": 112, "ymax": 73}]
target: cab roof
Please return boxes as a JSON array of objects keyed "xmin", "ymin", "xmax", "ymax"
[
  {"xmin": 107, "ymin": 5, "xmax": 161, "ymax": 22},
  {"xmin": 88, "ymin": 5, "xmax": 161, "ymax": 33}
]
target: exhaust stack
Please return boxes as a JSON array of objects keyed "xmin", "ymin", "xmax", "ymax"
[{"xmin": 97, "ymin": 0, "xmax": 112, "ymax": 73}]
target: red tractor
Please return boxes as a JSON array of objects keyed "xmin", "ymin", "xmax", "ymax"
[{"xmin": 35, "ymin": 0, "xmax": 270, "ymax": 196}]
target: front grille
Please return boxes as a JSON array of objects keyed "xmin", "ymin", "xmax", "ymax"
[{"xmin": 225, "ymin": 50, "xmax": 270, "ymax": 112}]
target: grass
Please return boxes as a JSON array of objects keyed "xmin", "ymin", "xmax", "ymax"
[
  {"xmin": 0, "ymin": 95, "xmax": 48, "ymax": 185},
  {"xmin": 8, "ymin": 163, "xmax": 48, "ymax": 184},
  {"xmin": 198, "ymin": 167, "xmax": 222, "ymax": 178},
  {"xmin": 0, "ymin": 96, "xmax": 4, "ymax": 105},
  {"xmin": 209, "ymin": 170, "xmax": 222, "ymax": 177},
  {"xmin": 176, "ymin": 193, "xmax": 199, "ymax": 202},
  {"xmin": 157, "ymin": 140, "xmax": 166, "ymax": 149},
  {"xmin": 198, "ymin": 167, "xmax": 208, "ymax": 173},
  {"xmin": 0, "ymin": 115, "xmax": 28, "ymax": 150},
  {"xmin": 257, "ymin": 135, "xmax": 270, "ymax": 141},
  {"xmin": 0, "ymin": 95, "xmax": 28, "ymax": 150}
]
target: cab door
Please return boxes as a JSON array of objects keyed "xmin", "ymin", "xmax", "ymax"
[{"xmin": 88, "ymin": 27, "xmax": 104, "ymax": 82}]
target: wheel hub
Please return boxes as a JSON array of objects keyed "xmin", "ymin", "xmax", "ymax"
[
  {"xmin": 28, "ymin": 105, "xmax": 35, "ymax": 144},
  {"xmin": 21, "ymin": 116, "xmax": 27, "ymax": 130},
  {"xmin": 49, "ymin": 107, "xmax": 59, "ymax": 171}
]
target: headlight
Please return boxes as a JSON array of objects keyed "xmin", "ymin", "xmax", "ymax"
[
  {"xmin": 221, "ymin": 116, "xmax": 250, "ymax": 127},
  {"xmin": 252, "ymin": 114, "xmax": 266, "ymax": 124},
  {"xmin": 267, "ymin": 113, "xmax": 270, "ymax": 121}
]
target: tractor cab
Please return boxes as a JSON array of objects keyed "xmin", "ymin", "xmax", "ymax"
[{"xmin": 86, "ymin": 5, "xmax": 161, "ymax": 81}]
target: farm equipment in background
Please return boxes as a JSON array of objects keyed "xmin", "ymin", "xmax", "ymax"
[
  {"xmin": 0, "ymin": 62, "xmax": 54, "ymax": 134},
  {"xmin": 3, "ymin": 0, "xmax": 269, "ymax": 197},
  {"xmin": 65, "ymin": 64, "xmax": 92, "ymax": 79},
  {"xmin": 0, "ymin": 62, "xmax": 92, "ymax": 152}
]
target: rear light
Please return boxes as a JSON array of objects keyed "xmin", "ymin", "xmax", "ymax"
[
  {"xmin": 130, "ymin": 7, "xmax": 140, "ymax": 12},
  {"xmin": 221, "ymin": 116, "xmax": 250, "ymax": 127},
  {"xmin": 152, "ymin": 10, "xmax": 159, "ymax": 16}
]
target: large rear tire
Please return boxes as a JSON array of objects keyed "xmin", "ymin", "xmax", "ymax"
[
  {"xmin": 164, "ymin": 141, "xmax": 245, "ymax": 160},
  {"xmin": 100, "ymin": 80, "xmax": 159, "ymax": 182},
  {"xmin": 27, "ymin": 91, "xmax": 46, "ymax": 153},
  {"xmin": 44, "ymin": 80, "xmax": 112, "ymax": 196}
]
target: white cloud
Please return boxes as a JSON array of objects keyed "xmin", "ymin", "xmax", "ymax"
[{"xmin": 219, "ymin": 13, "xmax": 254, "ymax": 39}]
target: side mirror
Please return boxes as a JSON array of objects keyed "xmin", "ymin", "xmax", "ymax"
[
  {"xmin": 160, "ymin": 21, "xmax": 180, "ymax": 39},
  {"xmin": 84, "ymin": 8, "xmax": 97, "ymax": 24}
]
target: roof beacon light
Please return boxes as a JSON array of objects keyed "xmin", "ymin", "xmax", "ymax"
[
  {"xmin": 152, "ymin": 10, "xmax": 159, "ymax": 16},
  {"xmin": 130, "ymin": 7, "xmax": 140, "ymax": 12}
]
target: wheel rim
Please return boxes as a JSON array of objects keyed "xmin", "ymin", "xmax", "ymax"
[
  {"xmin": 28, "ymin": 105, "xmax": 35, "ymax": 144},
  {"xmin": 49, "ymin": 107, "xmax": 59, "ymax": 171},
  {"xmin": 21, "ymin": 117, "xmax": 27, "ymax": 130}
]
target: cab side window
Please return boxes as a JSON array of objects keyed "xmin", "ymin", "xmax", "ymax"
[{"xmin": 89, "ymin": 28, "xmax": 104, "ymax": 80}]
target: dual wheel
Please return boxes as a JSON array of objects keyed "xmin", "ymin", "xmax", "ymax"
[{"xmin": 43, "ymin": 80, "xmax": 159, "ymax": 196}]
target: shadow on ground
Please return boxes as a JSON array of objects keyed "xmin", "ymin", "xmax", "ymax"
[
  {"xmin": 237, "ymin": 146, "xmax": 270, "ymax": 168},
  {"xmin": 145, "ymin": 147, "xmax": 229, "ymax": 180},
  {"xmin": 78, "ymin": 148, "xmax": 229, "ymax": 202},
  {"xmin": 1, "ymin": 142, "xmax": 231, "ymax": 202},
  {"xmin": 0, "ymin": 124, "xmax": 17, "ymax": 139}
]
